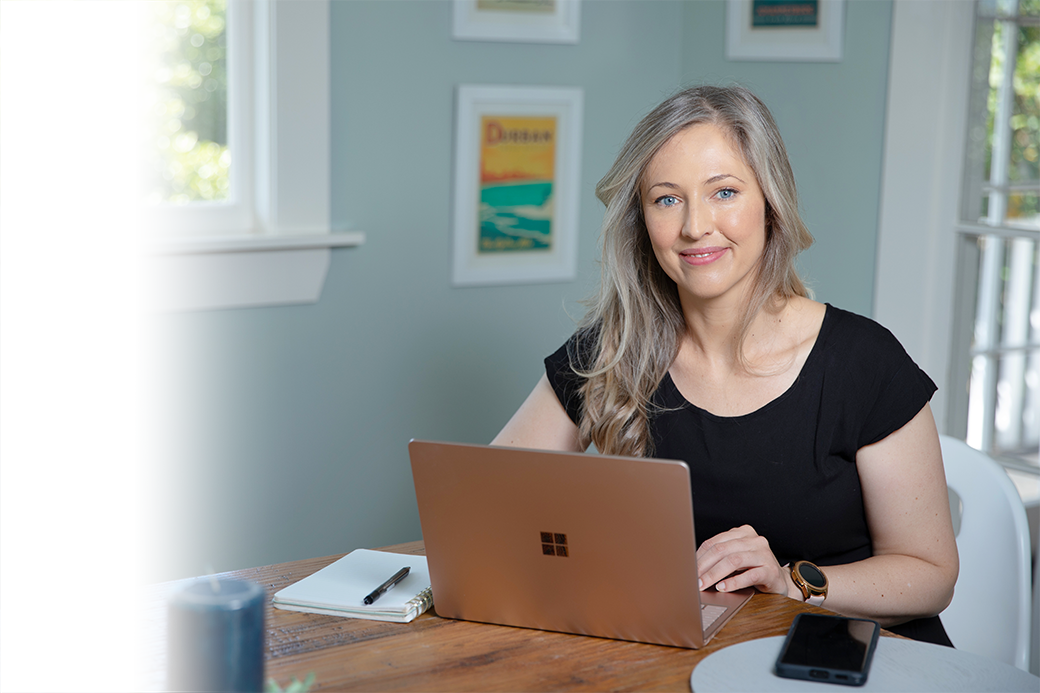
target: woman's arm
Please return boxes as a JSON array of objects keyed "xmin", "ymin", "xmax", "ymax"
[
  {"xmin": 491, "ymin": 374, "xmax": 585, "ymax": 452},
  {"xmin": 820, "ymin": 402, "xmax": 959, "ymax": 625},
  {"xmin": 696, "ymin": 403, "xmax": 959, "ymax": 627}
]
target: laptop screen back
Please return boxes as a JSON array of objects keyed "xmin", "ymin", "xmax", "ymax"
[{"xmin": 409, "ymin": 440, "xmax": 740, "ymax": 648}]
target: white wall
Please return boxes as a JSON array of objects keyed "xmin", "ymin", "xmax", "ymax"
[{"xmin": 875, "ymin": 0, "xmax": 976, "ymax": 433}]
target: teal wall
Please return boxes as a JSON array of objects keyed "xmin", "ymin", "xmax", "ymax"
[{"xmin": 149, "ymin": 0, "xmax": 892, "ymax": 581}]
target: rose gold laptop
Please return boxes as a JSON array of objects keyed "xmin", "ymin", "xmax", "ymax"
[{"xmin": 408, "ymin": 440, "xmax": 754, "ymax": 649}]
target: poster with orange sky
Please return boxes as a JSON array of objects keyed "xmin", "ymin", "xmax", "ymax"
[{"xmin": 478, "ymin": 115, "xmax": 556, "ymax": 253}]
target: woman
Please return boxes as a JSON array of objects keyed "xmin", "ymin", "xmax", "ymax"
[{"xmin": 492, "ymin": 86, "xmax": 959, "ymax": 645}]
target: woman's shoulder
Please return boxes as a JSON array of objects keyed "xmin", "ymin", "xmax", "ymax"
[
  {"xmin": 544, "ymin": 325, "xmax": 601, "ymax": 425},
  {"xmin": 814, "ymin": 305, "xmax": 936, "ymax": 447},
  {"xmin": 813, "ymin": 303, "xmax": 926, "ymax": 381},
  {"xmin": 819, "ymin": 303, "xmax": 904, "ymax": 347},
  {"xmin": 546, "ymin": 322, "xmax": 601, "ymax": 372}
]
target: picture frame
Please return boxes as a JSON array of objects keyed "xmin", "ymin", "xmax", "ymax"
[
  {"xmin": 452, "ymin": 0, "xmax": 581, "ymax": 44},
  {"xmin": 451, "ymin": 85, "xmax": 583, "ymax": 287},
  {"xmin": 725, "ymin": 0, "xmax": 845, "ymax": 62}
]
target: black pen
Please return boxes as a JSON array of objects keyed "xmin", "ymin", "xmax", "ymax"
[{"xmin": 363, "ymin": 566, "xmax": 410, "ymax": 605}]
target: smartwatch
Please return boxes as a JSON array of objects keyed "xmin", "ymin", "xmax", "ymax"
[{"xmin": 790, "ymin": 561, "xmax": 828, "ymax": 606}]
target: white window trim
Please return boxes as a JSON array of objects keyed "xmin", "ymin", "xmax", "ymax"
[
  {"xmin": 874, "ymin": 0, "xmax": 976, "ymax": 434},
  {"xmin": 147, "ymin": 0, "xmax": 363, "ymax": 313}
]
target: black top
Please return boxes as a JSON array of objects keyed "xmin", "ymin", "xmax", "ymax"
[{"xmin": 544, "ymin": 304, "xmax": 953, "ymax": 646}]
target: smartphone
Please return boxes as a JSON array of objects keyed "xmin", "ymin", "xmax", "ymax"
[{"xmin": 774, "ymin": 613, "xmax": 881, "ymax": 686}]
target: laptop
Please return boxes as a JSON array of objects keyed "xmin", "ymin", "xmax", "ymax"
[{"xmin": 408, "ymin": 440, "xmax": 754, "ymax": 649}]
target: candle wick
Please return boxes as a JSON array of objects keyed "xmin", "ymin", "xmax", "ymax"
[{"xmin": 205, "ymin": 564, "xmax": 220, "ymax": 593}]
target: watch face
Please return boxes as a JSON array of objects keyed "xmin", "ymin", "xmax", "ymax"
[{"xmin": 799, "ymin": 563, "xmax": 826, "ymax": 589}]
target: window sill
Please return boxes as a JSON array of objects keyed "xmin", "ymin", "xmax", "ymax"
[{"xmin": 147, "ymin": 232, "xmax": 365, "ymax": 312}]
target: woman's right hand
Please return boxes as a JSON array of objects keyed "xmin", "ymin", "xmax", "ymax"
[{"xmin": 696, "ymin": 524, "xmax": 793, "ymax": 598}]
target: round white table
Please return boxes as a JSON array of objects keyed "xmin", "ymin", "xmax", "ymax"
[{"xmin": 690, "ymin": 635, "xmax": 1039, "ymax": 692}]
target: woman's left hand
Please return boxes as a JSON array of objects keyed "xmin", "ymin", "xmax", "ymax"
[{"xmin": 696, "ymin": 524, "xmax": 792, "ymax": 596}]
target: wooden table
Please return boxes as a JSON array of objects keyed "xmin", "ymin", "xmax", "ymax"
[{"xmin": 142, "ymin": 541, "xmax": 860, "ymax": 692}]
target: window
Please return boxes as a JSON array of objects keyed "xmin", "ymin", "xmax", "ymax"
[
  {"xmin": 144, "ymin": 0, "xmax": 365, "ymax": 312},
  {"xmin": 0, "ymin": 0, "xmax": 249, "ymax": 239},
  {"xmin": 950, "ymin": 0, "xmax": 1040, "ymax": 470},
  {"xmin": 1, "ymin": 0, "xmax": 229, "ymax": 210}
]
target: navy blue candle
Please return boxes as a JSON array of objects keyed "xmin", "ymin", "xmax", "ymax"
[{"xmin": 167, "ymin": 578, "xmax": 265, "ymax": 692}]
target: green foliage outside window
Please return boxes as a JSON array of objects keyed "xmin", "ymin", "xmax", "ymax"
[
  {"xmin": 984, "ymin": 6, "xmax": 1040, "ymax": 223},
  {"xmin": 0, "ymin": 0, "xmax": 227, "ymax": 206},
  {"xmin": 1004, "ymin": 24, "xmax": 1039, "ymax": 194}
]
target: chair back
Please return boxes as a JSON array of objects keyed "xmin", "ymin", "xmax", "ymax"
[{"xmin": 939, "ymin": 435, "xmax": 1032, "ymax": 671}]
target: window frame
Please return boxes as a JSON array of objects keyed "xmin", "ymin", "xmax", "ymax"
[
  {"xmin": 949, "ymin": 1, "xmax": 1039, "ymax": 468},
  {"xmin": 146, "ymin": 0, "xmax": 364, "ymax": 312}
]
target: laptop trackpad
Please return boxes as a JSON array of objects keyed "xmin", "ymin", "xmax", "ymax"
[{"xmin": 701, "ymin": 603, "xmax": 727, "ymax": 629}]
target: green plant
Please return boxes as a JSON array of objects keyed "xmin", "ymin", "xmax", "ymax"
[{"xmin": 265, "ymin": 672, "xmax": 316, "ymax": 693}]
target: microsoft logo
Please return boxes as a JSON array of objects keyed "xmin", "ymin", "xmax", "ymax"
[{"xmin": 541, "ymin": 531, "xmax": 568, "ymax": 557}]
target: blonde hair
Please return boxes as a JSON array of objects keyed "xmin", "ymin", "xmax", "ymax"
[{"xmin": 573, "ymin": 85, "xmax": 813, "ymax": 457}]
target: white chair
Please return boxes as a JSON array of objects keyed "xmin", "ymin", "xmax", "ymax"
[
  {"xmin": 939, "ymin": 434, "xmax": 1032, "ymax": 671},
  {"xmin": 1032, "ymin": 549, "xmax": 1039, "ymax": 675}
]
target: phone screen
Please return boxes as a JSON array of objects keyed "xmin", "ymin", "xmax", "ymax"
[{"xmin": 775, "ymin": 614, "xmax": 880, "ymax": 686}]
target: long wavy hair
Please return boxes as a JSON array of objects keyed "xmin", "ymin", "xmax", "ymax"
[{"xmin": 574, "ymin": 85, "xmax": 814, "ymax": 457}]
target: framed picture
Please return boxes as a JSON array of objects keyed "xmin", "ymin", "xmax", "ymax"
[
  {"xmin": 451, "ymin": 85, "xmax": 583, "ymax": 287},
  {"xmin": 725, "ymin": 0, "xmax": 844, "ymax": 62},
  {"xmin": 452, "ymin": 0, "xmax": 581, "ymax": 44}
]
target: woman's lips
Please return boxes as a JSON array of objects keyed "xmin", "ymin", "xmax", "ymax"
[{"xmin": 680, "ymin": 247, "xmax": 728, "ymax": 266}]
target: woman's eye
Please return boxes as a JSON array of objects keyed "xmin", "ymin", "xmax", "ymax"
[
  {"xmin": 656, "ymin": 195, "xmax": 679, "ymax": 207},
  {"xmin": 716, "ymin": 188, "xmax": 737, "ymax": 200}
]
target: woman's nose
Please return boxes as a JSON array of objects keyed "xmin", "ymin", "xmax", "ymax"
[{"xmin": 682, "ymin": 201, "xmax": 713, "ymax": 240}]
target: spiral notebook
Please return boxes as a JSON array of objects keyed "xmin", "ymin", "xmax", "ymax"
[{"xmin": 272, "ymin": 549, "xmax": 433, "ymax": 623}]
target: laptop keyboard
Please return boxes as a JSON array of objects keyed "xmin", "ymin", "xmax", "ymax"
[{"xmin": 701, "ymin": 603, "xmax": 727, "ymax": 630}]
